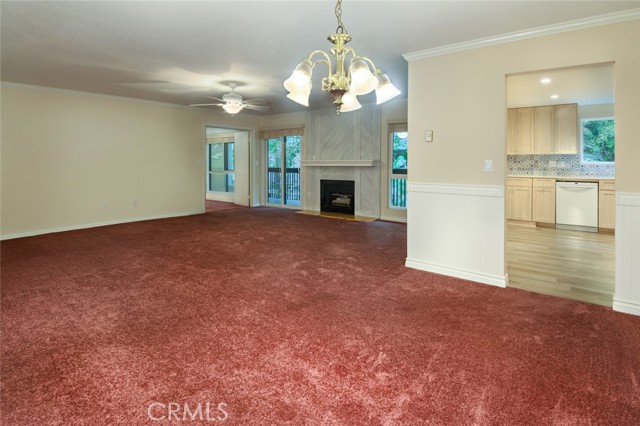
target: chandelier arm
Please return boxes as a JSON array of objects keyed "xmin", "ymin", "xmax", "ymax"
[
  {"xmin": 306, "ymin": 49, "xmax": 333, "ymax": 66},
  {"xmin": 305, "ymin": 50, "xmax": 334, "ymax": 77},
  {"xmin": 341, "ymin": 47, "xmax": 358, "ymax": 63}
]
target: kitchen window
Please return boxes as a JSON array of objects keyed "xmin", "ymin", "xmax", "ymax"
[{"xmin": 581, "ymin": 117, "xmax": 614, "ymax": 163}]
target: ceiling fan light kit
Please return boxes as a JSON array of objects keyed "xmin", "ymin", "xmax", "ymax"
[
  {"xmin": 189, "ymin": 82, "xmax": 269, "ymax": 115},
  {"xmin": 283, "ymin": 0, "xmax": 400, "ymax": 113}
]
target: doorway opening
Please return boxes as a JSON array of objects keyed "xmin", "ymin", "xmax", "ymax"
[
  {"xmin": 205, "ymin": 126, "xmax": 251, "ymax": 211},
  {"xmin": 505, "ymin": 62, "xmax": 615, "ymax": 307}
]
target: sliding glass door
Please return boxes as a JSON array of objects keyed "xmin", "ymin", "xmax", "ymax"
[{"xmin": 266, "ymin": 136, "xmax": 301, "ymax": 207}]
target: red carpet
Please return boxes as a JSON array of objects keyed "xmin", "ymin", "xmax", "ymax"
[
  {"xmin": 2, "ymin": 207, "xmax": 639, "ymax": 425},
  {"xmin": 205, "ymin": 200, "xmax": 246, "ymax": 213}
]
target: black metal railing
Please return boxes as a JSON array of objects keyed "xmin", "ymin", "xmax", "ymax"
[
  {"xmin": 390, "ymin": 177, "xmax": 407, "ymax": 208},
  {"xmin": 268, "ymin": 167, "xmax": 301, "ymax": 203}
]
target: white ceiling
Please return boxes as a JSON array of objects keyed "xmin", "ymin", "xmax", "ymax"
[{"xmin": 1, "ymin": 1, "xmax": 638, "ymax": 115}]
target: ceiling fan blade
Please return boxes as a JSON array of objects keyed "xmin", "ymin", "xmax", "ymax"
[
  {"xmin": 206, "ymin": 96, "xmax": 226, "ymax": 102},
  {"xmin": 189, "ymin": 103, "xmax": 223, "ymax": 107},
  {"xmin": 244, "ymin": 104, "xmax": 270, "ymax": 111},
  {"xmin": 243, "ymin": 98, "xmax": 267, "ymax": 105}
]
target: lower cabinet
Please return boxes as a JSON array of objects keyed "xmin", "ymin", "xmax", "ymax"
[
  {"xmin": 507, "ymin": 177, "xmax": 615, "ymax": 231},
  {"xmin": 599, "ymin": 180, "xmax": 615, "ymax": 231},
  {"xmin": 506, "ymin": 178, "xmax": 532, "ymax": 221},
  {"xmin": 532, "ymin": 178, "xmax": 556, "ymax": 224}
]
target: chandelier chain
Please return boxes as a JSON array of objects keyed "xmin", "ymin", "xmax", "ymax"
[{"xmin": 334, "ymin": 0, "xmax": 348, "ymax": 34}]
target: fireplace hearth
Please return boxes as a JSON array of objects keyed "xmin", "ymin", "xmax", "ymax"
[{"xmin": 321, "ymin": 180, "xmax": 355, "ymax": 215}]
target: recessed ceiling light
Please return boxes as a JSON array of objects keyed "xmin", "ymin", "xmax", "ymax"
[
  {"xmin": 541, "ymin": 78, "xmax": 551, "ymax": 84},
  {"xmin": 550, "ymin": 94, "xmax": 559, "ymax": 99}
]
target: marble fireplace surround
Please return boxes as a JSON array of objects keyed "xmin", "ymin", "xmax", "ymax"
[{"xmin": 302, "ymin": 105, "xmax": 381, "ymax": 218}]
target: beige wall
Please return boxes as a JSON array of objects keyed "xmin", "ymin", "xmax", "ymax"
[
  {"xmin": 408, "ymin": 20, "xmax": 639, "ymax": 192},
  {"xmin": 259, "ymin": 111, "xmax": 307, "ymax": 131},
  {"xmin": 0, "ymin": 84, "xmax": 260, "ymax": 238}
]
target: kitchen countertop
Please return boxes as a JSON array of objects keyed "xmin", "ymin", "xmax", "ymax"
[{"xmin": 508, "ymin": 175, "xmax": 615, "ymax": 181}]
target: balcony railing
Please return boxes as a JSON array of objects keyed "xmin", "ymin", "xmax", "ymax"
[
  {"xmin": 268, "ymin": 167, "xmax": 301, "ymax": 204},
  {"xmin": 267, "ymin": 169, "xmax": 405, "ymax": 208},
  {"xmin": 390, "ymin": 177, "xmax": 407, "ymax": 208}
]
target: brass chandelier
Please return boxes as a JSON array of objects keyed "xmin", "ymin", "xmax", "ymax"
[{"xmin": 284, "ymin": 0, "xmax": 401, "ymax": 113}]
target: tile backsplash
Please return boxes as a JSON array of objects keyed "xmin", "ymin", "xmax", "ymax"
[{"xmin": 508, "ymin": 154, "xmax": 615, "ymax": 177}]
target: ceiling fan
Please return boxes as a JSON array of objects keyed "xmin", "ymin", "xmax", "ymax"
[{"xmin": 189, "ymin": 82, "xmax": 270, "ymax": 115}]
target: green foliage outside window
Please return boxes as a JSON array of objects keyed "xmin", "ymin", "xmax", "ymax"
[
  {"xmin": 392, "ymin": 131, "xmax": 408, "ymax": 174},
  {"xmin": 390, "ymin": 131, "xmax": 408, "ymax": 208},
  {"xmin": 583, "ymin": 119, "xmax": 614, "ymax": 162}
]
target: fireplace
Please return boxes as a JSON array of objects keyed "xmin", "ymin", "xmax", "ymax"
[{"xmin": 321, "ymin": 180, "xmax": 355, "ymax": 215}]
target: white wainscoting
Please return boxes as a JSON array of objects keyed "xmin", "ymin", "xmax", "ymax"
[
  {"xmin": 613, "ymin": 192, "xmax": 640, "ymax": 316},
  {"xmin": 405, "ymin": 183, "xmax": 507, "ymax": 287}
]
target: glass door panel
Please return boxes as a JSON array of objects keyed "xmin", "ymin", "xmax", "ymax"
[
  {"xmin": 266, "ymin": 139, "xmax": 282, "ymax": 204},
  {"xmin": 284, "ymin": 136, "xmax": 301, "ymax": 206}
]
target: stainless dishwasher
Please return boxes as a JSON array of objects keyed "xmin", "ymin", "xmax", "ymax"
[{"xmin": 555, "ymin": 181, "xmax": 599, "ymax": 231}]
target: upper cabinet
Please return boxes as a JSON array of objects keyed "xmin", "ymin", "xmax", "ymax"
[
  {"xmin": 508, "ymin": 103, "xmax": 578, "ymax": 155},
  {"xmin": 553, "ymin": 104, "xmax": 578, "ymax": 154},
  {"xmin": 507, "ymin": 107, "xmax": 534, "ymax": 154},
  {"xmin": 534, "ymin": 106, "xmax": 554, "ymax": 153}
]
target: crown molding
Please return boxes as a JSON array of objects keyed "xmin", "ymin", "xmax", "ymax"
[{"xmin": 403, "ymin": 8, "xmax": 640, "ymax": 62}]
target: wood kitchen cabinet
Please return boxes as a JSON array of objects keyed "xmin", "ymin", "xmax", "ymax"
[
  {"xmin": 507, "ymin": 108, "xmax": 534, "ymax": 154},
  {"xmin": 532, "ymin": 178, "xmax": 556, "ymax": 224},
  {"xmin": 554, "ymin": 104, "xmax": 578, "ymax": 154},
  {"xmin": 599, "ymin": 180, "xmax": 615, "ymax": 231},
  {"xmin": 507, "ymin": 178, "xmax": 532, "ymax": 221},
  {"xmin": 508, "ymin": 103, "xmax": 578, "ymax": 155},
  {"xmin": 534, "ymin": 106, "xmax": 554, "ymax": 154}
]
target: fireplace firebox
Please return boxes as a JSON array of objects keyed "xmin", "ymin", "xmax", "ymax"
[{"xmin": 320, "ymin": 180, "xmax": 355, "ymax": 215}]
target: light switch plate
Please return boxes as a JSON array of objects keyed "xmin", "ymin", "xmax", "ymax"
[
  {"xmin": 484, "ymin": 160, "xmax": 493, "ymax": 172},
  {"xmin": 425, "ymin": 130, "xmax": 433, "ymax": 142}
]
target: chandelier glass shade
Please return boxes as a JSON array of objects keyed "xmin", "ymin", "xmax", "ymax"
[{"xmin": 283, "ymin": 0, "xmax": 400, "ymax": 113}]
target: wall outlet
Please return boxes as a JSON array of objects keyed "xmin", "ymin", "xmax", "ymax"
[{"xmin": 101, "ymin": 201, "xmax": 108, "ymax": 209}]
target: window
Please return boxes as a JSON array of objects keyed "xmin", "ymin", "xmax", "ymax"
[
  {"xmin": 389, "ymin": 129, "xmax": 408, "ymax": 208},
  {"xmin": 582, "ymin": 118, "xmax": 614, "ymax": 163},
  {"xmin": 207, "ymin": 142, "xmax": 235, "ymax": 192}
]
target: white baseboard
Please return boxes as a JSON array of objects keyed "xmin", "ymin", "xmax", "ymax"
[
  {"xmin": 0, "ymin": 211, "xmax": 202, "ymax": 240},
  {"xmin": 613, "ymin": 298, "xmax": 640, "ymax": 316},
  {"xmin": 405, "ymin": 257, "xmax": 508, "ymax": 288}
]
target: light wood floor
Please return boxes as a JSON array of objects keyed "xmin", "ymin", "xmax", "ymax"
[{"xmin": 506, "ymin": 222, "xmax": 615, "ymax": 307}]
